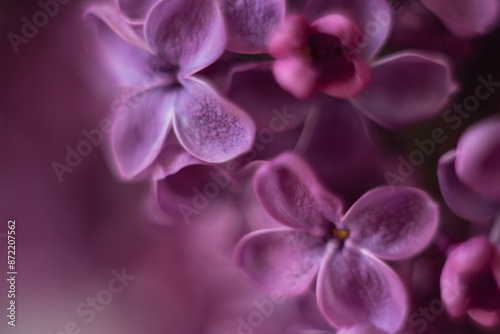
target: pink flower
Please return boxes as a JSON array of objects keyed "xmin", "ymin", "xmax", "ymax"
[
  {"xmin": 268, "ymin": 0, "xmax": 458, "ymax": 128},
  {"xmin": 438, "ymin": 116, "xmax": 500, "ymax": 220},
  {"xmin": 440, "ymin": 236, "xmax": 500, "ymax": 327}
]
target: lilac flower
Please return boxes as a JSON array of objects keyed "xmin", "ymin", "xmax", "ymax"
[
  {"xmin": 440, "ymin": 236, "xmax": 500, "ymax": 327},
  {"xmin": 87, "ymin": 0, "xmax": 287, "ymax": 179},
  {"xmin": 268, "ymin": 0, "xmax": 458, "ymax": 128},
  {"xmin": 420, "ymin": 0, "xmax": 500, "ymax": 37},
  {"xmin": 437, "ymin": 117, "xmax": 500, "ymax": 220},
  {"xmin": 235, "ymin": 153, "xmax": 439, "ymax": 333}
]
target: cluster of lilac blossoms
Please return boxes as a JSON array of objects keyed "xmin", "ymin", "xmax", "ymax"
[{"xmin": 85, "ymin": 0, "xmax": 500, "ymax": 333}]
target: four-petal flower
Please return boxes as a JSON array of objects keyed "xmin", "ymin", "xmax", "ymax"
[
  {"xmin": 87, "ymin": 0, "xmax": 259, "ymax": 180},
  {"xmin": 235, "ymin": 152, "xmax": 439, "ymax": 332}
]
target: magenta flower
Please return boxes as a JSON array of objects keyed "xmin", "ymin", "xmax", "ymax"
[
  {"xmin": 440, "ymin": 236, "xmax": 500, "ymax": 327},
  {"xmin": 268, "ymin": 0, "xmax": 458, "ymax": 128},
  {"xmin": 86, "ymin": 0, "xmax": 287, "ymax": 179},
  {"xmin": 420, "ymin": 0, "xmax": 500, "ymax": 37},
  {"xmin": 438, "ymin": 117, "xmax": 500, "ymax": 220},
  {"xmin": 235, "ymin": 153, "xmax": 439, "ymax": 332}
]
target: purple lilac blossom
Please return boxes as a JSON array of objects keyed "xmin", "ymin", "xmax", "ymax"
[
  {"xmin": 438, "ymin": 116, "xmax": 500, "ymax": 220},
  {"xmin": 235, "ymin": 152, "xmax": 439, "ymax": 332},
  {"xmin": 267, "ymin": 0, "xmax": 459, "ymax": 128},
  {"xmin": 87, "ymin": 0, "xmax": 270, "ymax": 180},
  {"xmin": 440, "ymin": 236, "xmax": 500, "ymax": 327}
]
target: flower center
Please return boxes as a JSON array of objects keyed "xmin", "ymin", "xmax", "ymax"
[
  {"xmin": 332, "ymin": 226, "xmax": 350, "ymax": 242},
  {"xmin": 304, "ymin": 32, "xmax": 355, "ymax": 85}
]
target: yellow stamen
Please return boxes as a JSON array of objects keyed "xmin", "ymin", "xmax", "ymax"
[{"xmin": 332, "ymin": 227, "xmax": 350, "ymax": 241}]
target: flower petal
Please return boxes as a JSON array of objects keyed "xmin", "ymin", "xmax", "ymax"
[
  {"xmin": 110, "ymin": 86, "xmax": 175, "ymax": 180},
  {"xmin": 154, "ymin": 159, "xmax": 235, "ymax": 225},
  {"xmin": 352, "ymin": 51, "xmax": 458, "ymax": 129},
  {"xmin": 342, "ymin": 186, "xmax": 439, "ymax": 260},
  {"xmin": 86, "ymin": 4, "xmax": 154, "ymax": 84},
  {"xmin": 145, "ymin": 0, "xmax": 226, "ymax": 76},
  {"xmin": 467, "ymin": 308, "xmax": 500, "ymax": 328},
  {"xmin": 173, "ymin": 77, "xmax": 255, "ymax": 163},
  {"xmin": 317, "ymin": 247, "xmax": 407, "ymax": 333},
  {"xmin": 235, "ymin": 228, "xmax": 326, "ymax": 294},
  {"xmin": 220, "ymin": 0, "xmax": 285, "ymax": 54},
  {"xmin": 437, "ymin": 150, "xmax": 499, "ymax": 220},
  {"xmin": 421, "ymin": 0, "xmax": 500, "ymax": 37},
  {"xmin": 310, "ymin": 14, "xmax": 360, "ymax": 50},
  {"xmin": 319, "ymin": 54, "xmax": 371, "ymax": 99},
  {"xmin": 304, "ymin": 0, "xmax": 392, "ymax": 60},
  {"xmin": 440, "ymin": 236, "xmax": 499, "ymax": 318},
  {"xmin": 240, "ymin": 161, "xmax": 285, "ymax": 231},
  {"xmin": 455, "ymin": 117, "xmax": 500, "ymax": 202},
  {"xmin": 253, "ymin": 152, "xmax": 343, "ymax": 232},
  {"xmin": 272, "ymin": 57, "xmax": 319, "ymax": 99},
  {"xmin": 269, "ymin": 15, "xmax": 310, "ymax": 59},
  {"xmin": 152, "ymin": 132, "xmax": 202, "ymax": 180}
]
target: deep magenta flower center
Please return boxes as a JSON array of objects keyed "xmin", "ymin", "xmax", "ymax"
[
  {"xmin": 305, "ymin": 32, "xmax": 355, "ymax": 85},
  {"xmin": 461, "ymin": 268, "xmax": 500, "ymax": 310}
]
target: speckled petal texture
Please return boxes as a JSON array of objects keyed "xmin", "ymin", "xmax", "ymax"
[
  {"xmin": 173, "ymin": 77, "xmax": 255, "ymax": 163},
  {"xmin": 220, "ymin": 0, "xmax": 285, "ymax": 54},
  {"xmin": 145, "ymin": 0, "xmax": 226, "ymax": 77},
  {"xmin": 253, "ymin": 153, "xmax": 343, "ymax": 232},
  {"xmin": 317, "ymin": 247, "xmax": 408, "ymax": 333}
]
